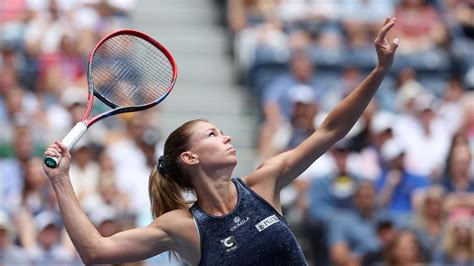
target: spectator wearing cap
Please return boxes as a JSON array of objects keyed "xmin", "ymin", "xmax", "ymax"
[
  {"xmin": 0, "ymin": 210, "xmax": 29, "ymax": 265},
  {"xmin": 375, "ymin": 138, "xmax": 430, "ymax": 224},
  {"xmin": 302, "ymin": 138, "xmax": 364, "ymax": 265},
  {"xmin": 44, "ymin": 85, "xmax": 99, "ymax": 144},
  {"xmin": 285, "ymin": 84, "xmax": 319, "ymax": 150},
  {"xmin": 394, "ymin": 92, "xmax": 452, "ymax": 180},
  {"xmin": 259, "ymin": 50, "xmax": 322, "ymax": 159},
  {"xmin": 89, "ymin": 206, "xmax": 120, "ymax": 237},
  {"xmin": 358, "ymin": 110, "xmax": 396, "ymax": 181},
  {"xmin": 26, "ymin": 210, "xmax": 75, "ymax": 265}
]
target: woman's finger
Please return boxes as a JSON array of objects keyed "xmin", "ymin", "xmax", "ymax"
[
  {"xmin": 56, "ymin": 140, "xmax": 70, "ymax": 155},
  {"xmin": 391, "ymin": 38, "xmax": 400, "ymax": 52},
  {"xmin": 375, "ymin": 17, "xmax": 396, "ymax": 44}
]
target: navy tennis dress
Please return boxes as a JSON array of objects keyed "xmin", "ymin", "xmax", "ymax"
[{"xmin": 190, "ymin": 177, "xmax": 308, "ymax": 265}]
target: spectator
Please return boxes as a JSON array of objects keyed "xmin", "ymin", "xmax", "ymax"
[
  {"xmin": 303, "ymin": 140, "xmax": 364, "ymax": 265},
  {"xmin": 26, "ymin": 210, "xmax": 75, "ymax": 265},
  {"xmin": 0, "ymin": 210, "xmax": 29, "ymax": 265},
  {"xmin": 308, "ymin": 140, "xmax": 364, "ymax": 224},
  {"xmin": 0, "ymin": 84, "xmax": 43, "ymax": 149},
  {"xmin": 259, "ymin": 49, "xmax": 321, "ymax": 159},
  {"xmin": 20, "ymin": 157, "xmax": 50, "ymax": 216},
  {"xmin": 0, "ymin": 126, "xmax": 40, "ymax": 212},
  {"xmin": 393, "ymin": 0, "xmax": 449, "ymax": 54},
  {"xmin": 385, "ymin": 229, "xmax": 428, "ymax": 266},
  {"xmin": 433, "ymin": 206, "xmax": 474, "ymax": 266},
  {"xmin": 328, "ymin": 181, "xmax": 386, "ymax": 266},
  {"xmin": 459, "ymin": 92, "xmax": 474, "ymax": 145},
  {"xmin": 339, "ymin": 0, "xmax": 395, "ymax": 35},
  {"xmin": 441, "ymin": 132, "xmax": 474, "ymax": 193},
  {"xmin": 376, "ymin": 138, "xmax": 430, "ymax": 221},
  {"xmin": 438, "ymin": 76, "xmax": 467, "ymax": 135},
  {"xmin": 443, "ymin": 0, "xmax": 474, "ymax": 89},
  {"xmin": 358, "ymin": 110, "xmax": 396, "ymax": 181},
  {"xmin": 361, "ymin": 219, "xmax": 398, "ymax": 266},
  {"xmin": 321, "ymin": 66, "xmax": 364, "ymax": 112},
  {"xmin": 409, "ymin": 185, "xmax": 447, "ymax": 257},
  {"xmin": 105, "ymin": 112, "xmax": 162, "ymax": 214},
  {"xmin": 227, "ymin": 0, "xmax": 285, "ymax": 80},
  {"xmin": 69, "ymin": 140, "xmax": 101, "ymax": 213},
  {"xmin": 394, "ymin": 92, "xmax": 452, "ymax": 179},
  {"xmin": 274, "ymin": 84, "xmax": 319, "ymax": 152},
  {"xmin": 275, "ymin": 0, "xmax": 342, "ymax": 51},
  {"xmin": 36, "ymin": 34, "xmax": 86, "ymax": 98},
  {"xmin": 89, "ymin": 206, "xmax": 120, "ymax": 238}
]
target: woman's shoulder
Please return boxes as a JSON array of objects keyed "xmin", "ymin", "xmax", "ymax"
[
  {"xmin": 156, "ymin": 208, "xmax": 195, "ymax": 229},
  {"xmin": 152, "ymin": 209, "xmax": 201, "ymax": 264},
  {"xmin": 149, "ymin": 208, "xmax": 195, "ymax": 238}
]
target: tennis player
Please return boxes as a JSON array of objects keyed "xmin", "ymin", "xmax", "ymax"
[{"xmin": 43, "ymin": 17, "xmax": 399, "ymax": 265}]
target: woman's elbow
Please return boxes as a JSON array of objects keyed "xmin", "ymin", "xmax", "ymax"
[
  {"xmin": 80, "ymin": 251, "xmax": 111, "ymax": 265},
  {"xmin": 79, "ymin": 252, "xmax": 96, "ymax": 265},
  {"xmin": 77, "ymin": 243, "xmax": 106, "ymax": 264}
]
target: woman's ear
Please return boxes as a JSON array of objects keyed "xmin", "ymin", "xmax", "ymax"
[{"xmin": 180, "ymin": 151, "xmax": 199, "ymax": 165}]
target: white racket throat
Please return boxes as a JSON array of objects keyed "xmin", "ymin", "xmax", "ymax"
[
  {"xmin": 62, "ymin": 122, "xmax": 88, "ymax": 149},
  {"xmin": 44, "ymin": 122, "xmax": 88, "ymax": 168}
]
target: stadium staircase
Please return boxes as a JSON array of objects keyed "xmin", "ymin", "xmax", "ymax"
[{"xmin": 132, "ymin": 0, "xmax": 261, "ymax": 176}]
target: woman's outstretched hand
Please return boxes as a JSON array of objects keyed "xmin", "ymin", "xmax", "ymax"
[
  {"xmin": 43, "ymin": 140, "xmax": 71, "ymax": 181},
  {"xmin": 374, "ymin": 17, "xmax": 399, "ymax": 71}
]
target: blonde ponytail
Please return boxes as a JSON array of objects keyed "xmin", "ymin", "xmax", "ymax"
[
  {"xmin": 148, "ymin": 119, "xmax": 207, "ymax": 218},
  {"xmin": 148, "ymin": 167, "xmax": 188, "ymax": 218}
]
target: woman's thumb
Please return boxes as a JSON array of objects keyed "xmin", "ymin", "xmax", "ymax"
[{"xmin": 391, "ymin": 38, "xmax": 399, "ymax": 51}]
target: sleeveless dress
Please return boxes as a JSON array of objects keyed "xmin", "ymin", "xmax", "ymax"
[{"xmin": 190, "ymin": 177, "xmax": 308, "ymax": 265}]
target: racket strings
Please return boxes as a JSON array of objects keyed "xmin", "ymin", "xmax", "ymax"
[
  {"xmin": 94, "ymin": 38, "xmax": 171, "ymax": 104},
  {"xmin": 92, "ymin": 34, "xmax": 174, "ymax": 107},
  {"xmin": 96, "ymin": 36, "xmax": 172, "ymax": 100}
]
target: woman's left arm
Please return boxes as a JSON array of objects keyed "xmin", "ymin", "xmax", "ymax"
[{"xmin": 247, "ymin": 17, "xmax": 399, "ymax": 198}]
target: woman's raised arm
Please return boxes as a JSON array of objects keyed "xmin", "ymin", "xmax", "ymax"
[
  {"xmin": 42, "ymin": 141, "xmax": 177, "ymax": 264},
  {"xmin": 247, "ymin": 17, "xmax": 399, "ymax": 197}
]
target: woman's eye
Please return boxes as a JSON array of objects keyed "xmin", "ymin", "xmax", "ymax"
[{"xmin": 209, "ymin": 132, "xmax": 216, "ymax": 137}]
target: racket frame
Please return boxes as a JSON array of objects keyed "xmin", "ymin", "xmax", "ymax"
[{"xmin": 44, "ymin": 29, "xmax": 177, "ymax": 168}]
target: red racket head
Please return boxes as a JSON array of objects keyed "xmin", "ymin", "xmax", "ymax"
[
  {"xmin": 87, "ymin": 30, "xmax": 177, "ymax": 116},
  {"xmin": 44, "ymin": 30, "xmax": 177, "ymax": 169}
]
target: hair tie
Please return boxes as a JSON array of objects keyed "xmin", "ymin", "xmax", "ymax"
[{"xmin": 157, "ymin": 155, "xmax": 166, "ymax": 175}]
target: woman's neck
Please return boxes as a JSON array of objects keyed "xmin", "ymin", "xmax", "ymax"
[{"xmin": 194, "ymin": 174, "xmax": 238, "ymax": 216}]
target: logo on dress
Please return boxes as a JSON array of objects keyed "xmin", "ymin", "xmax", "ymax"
[
  {"xmin": 220, "ymin": 236, "xmax": 238, "ymax": 253},
  {"xmin": 230, "ymin": 216, "xmax": 250, "ymax": 232},
  {"xmin": 255, "ymin": 215, "xmax": 279, "ymax": 232}
]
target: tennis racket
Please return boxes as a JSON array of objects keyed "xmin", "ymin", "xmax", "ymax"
[{"xmin": 44, "ymin": 29, "xmax": 177, "ymax": 168}]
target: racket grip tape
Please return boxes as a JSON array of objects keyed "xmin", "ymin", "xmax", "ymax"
[{"xmin": 44, "ymin": 122, "xmax": 88, "ymax": 168}]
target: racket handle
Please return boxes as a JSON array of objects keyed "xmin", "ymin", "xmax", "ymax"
[{"xmin": 44, "ymin": 122, "xmax": 88, "ymax": 168}]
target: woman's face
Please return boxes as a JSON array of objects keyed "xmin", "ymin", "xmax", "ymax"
[
  {"xmin": 393, "ymin": 232, "xmax": 420, "ymax": 263},
  {"xmin": 449, "ymin": 145, "xmax": 471, "ymax": 177},
  {"xmin": 187, "ymin": 121, "xmax": 237, "ymax": 169},
  {"xmin": 453, "ymin": 219, "xmax": 472, "ymax": 245},
  {"xmin": 424, "ymin": 197, "xmax": 443, "ymax": 218}
]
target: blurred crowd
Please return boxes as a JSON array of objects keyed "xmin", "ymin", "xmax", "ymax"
[
  {"xmin": 224, "ymin": 0, "xmax": 474, "ymax": 265},
  {"xmin": 0, "ymin": 0, "xmax": 167, "ymax": 265},
  {"xmin": 0, "ymin": 0, "xmax": 473, "ymax": 265}
]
